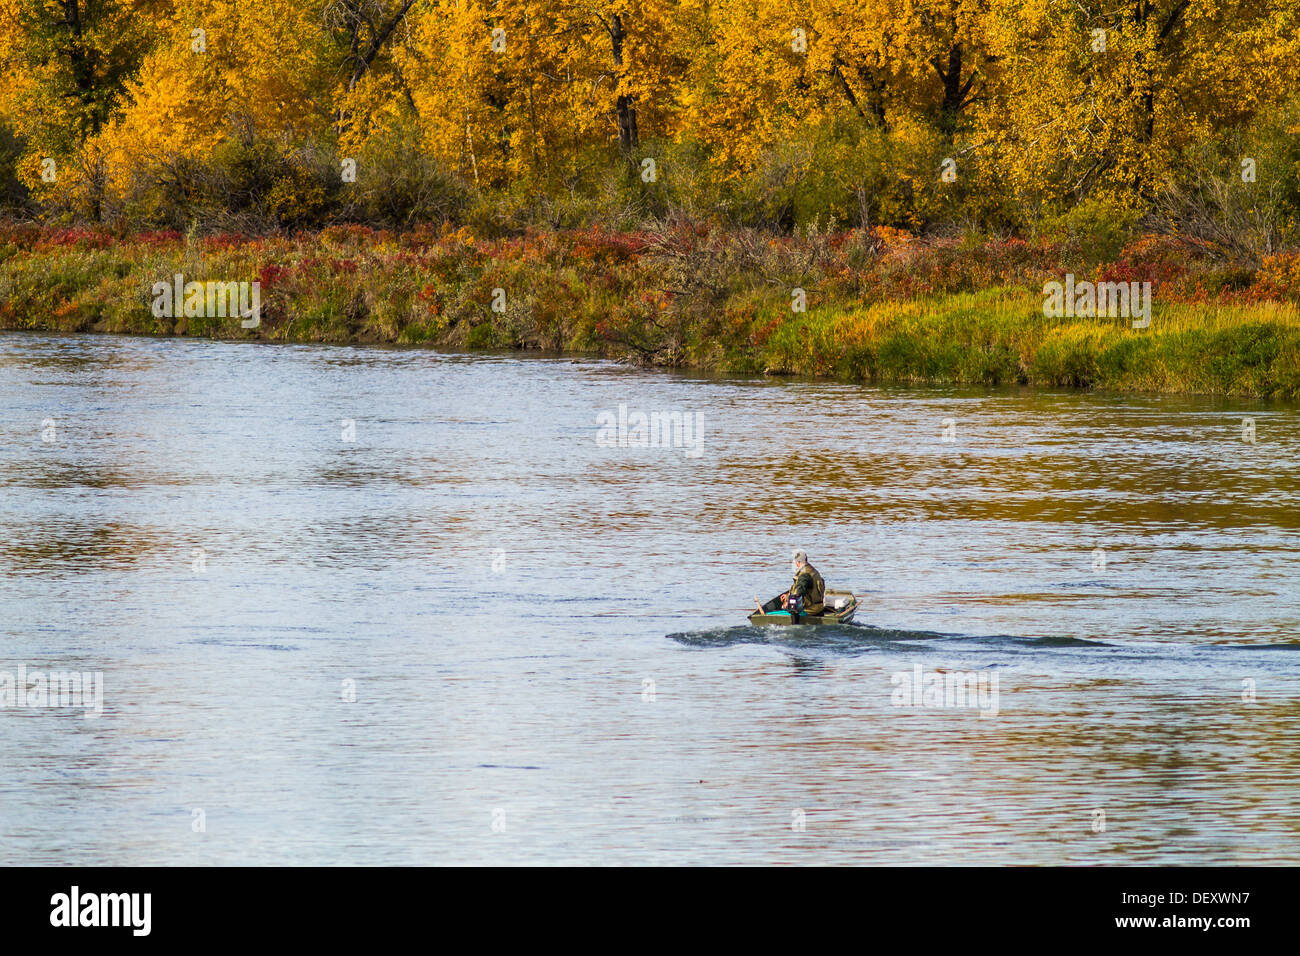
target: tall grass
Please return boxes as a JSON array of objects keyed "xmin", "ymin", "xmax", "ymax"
[{"xmin": 3, "ymin": 223, "xmax": 1300, "ymax": 397}]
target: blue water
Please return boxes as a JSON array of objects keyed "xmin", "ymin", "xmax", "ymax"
[{"xmin": 1, "ymin": 331, "xmax": 1298, "ymax": 864}]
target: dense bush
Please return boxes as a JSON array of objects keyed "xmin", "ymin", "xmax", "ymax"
[
  {"xmin": 10, "ymin": 95, "xmax": 1300, "ymax": 263},
  {"xmin": 0, "ymin": 123, "xmax": 30, "ymax": 214},
  {"xmin": 110, "ymin": 132, "xmax": 472, "ymax": 233},
  {"xmin": 1157, "ymin": 99, "xmax": 1300, "ymax": 263}
]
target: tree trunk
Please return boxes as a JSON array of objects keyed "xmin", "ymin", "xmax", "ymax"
[
  {"xmin": 931, "ymin": 42, "xmax": 976, "ymax": 134},
  {"xmin": 609, "ymin": 14, "xmax": 638, "ymax": 156}
]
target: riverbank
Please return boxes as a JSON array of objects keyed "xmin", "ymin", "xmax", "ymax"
[{"xmin": 3, "ymin": 222, "xmax": 1300, "ymax": 397}]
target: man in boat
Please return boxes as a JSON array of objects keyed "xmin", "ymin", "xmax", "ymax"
[{"xmin": 756, "ymin": 550, "xmax": 826, "ymax": 620}]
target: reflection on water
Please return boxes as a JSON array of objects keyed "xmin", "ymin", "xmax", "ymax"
[{"xmin": 1, "ymin": 332, "xmax": 1298, "ymax": 864}]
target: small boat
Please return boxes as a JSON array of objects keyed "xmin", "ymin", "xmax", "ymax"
[{"xmin": 748, "ymin": 590, "xmax": 860, "ymax": 626}]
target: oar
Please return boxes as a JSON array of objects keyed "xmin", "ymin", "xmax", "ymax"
[{"xmin": 753, "ymin": 597, "xmax": 766, "ymax": 615}]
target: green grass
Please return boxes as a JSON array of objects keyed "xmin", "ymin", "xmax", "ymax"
[{"xmin": 747, "ymin": 290, "xmax": 1300, "ymax": 396}]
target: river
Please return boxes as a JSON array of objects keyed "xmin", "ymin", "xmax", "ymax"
[{"xmin": 1, "ymin": 331, "xmax": 1297, "ymax": 864}]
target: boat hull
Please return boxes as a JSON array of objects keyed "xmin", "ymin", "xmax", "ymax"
[{"xmin": 748, "ymin": 591, "xmax": 859, "ymax": 626}]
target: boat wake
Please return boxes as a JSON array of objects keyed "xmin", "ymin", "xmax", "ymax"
[
  {"xmin": 666, "ymin": 626, "xmax": 1300, "ymax": 677},
  {"xmin": 668, "ymin": 622, "xmax": 964, "ymax": 652},
  {"xmin": 666, "ymin": 623, "xmax": 1118, "ymax": 656}
]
